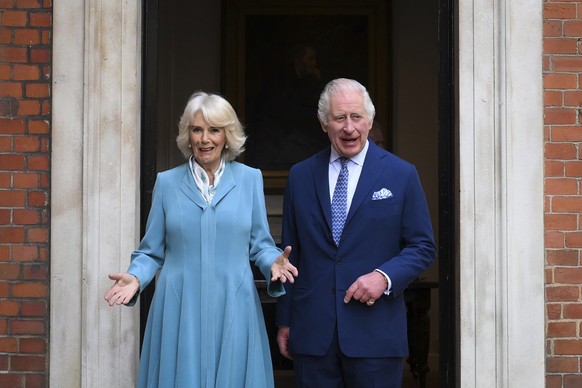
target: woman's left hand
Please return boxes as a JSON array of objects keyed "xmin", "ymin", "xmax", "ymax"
[{"xmin": 271, "ymin": 246, "xmax": 297, "ymax": 283}]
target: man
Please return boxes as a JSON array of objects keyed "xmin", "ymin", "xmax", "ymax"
[{"xmin": 276, "ymin": 78, "xmax": 436, "ymax": 387}]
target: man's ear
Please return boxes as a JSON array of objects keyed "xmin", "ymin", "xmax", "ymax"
[{"xmin": 319, "ymin": 120, "xmax": 328, "ymax": 133}]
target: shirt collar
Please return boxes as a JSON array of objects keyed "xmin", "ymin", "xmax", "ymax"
[{"xmin": 329, "ymin": 140, "xmax": 369, "ymax": 167}]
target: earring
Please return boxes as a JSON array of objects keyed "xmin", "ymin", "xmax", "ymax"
[
  {"xmin": 225, "ymin": 144, "xmax": 229, "ymax": 149},
  {"xmin": 188, "ymin": 144, "xmax": 191, "ymax": 148}
]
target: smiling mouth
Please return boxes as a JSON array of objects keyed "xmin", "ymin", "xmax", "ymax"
[{"xmin": 199, "ymin": 147, "xmax": 214, "ymax": 152}]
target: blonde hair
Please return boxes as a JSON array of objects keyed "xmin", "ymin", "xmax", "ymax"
[{"xmin": 176, "ymin": 91, "xmax": 246, "ymax": 161}]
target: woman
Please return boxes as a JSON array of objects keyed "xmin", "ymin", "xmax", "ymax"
[{"xmin": 104, "ymin": 92, "xmax": 298, "ymax": 388}]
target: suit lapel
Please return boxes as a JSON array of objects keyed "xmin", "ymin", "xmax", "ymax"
[
  {"xmin": 346, "ymin": 143, "xmax": 386, "ymax": 225},
  {"xmin": 313, "ymin": 148, "xmax": 333, "ymax": 229}
]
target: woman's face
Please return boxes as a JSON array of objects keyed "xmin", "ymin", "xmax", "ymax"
[{"xmin": 189, "ymin": 111, "xmax": 226, "ymax": 173}]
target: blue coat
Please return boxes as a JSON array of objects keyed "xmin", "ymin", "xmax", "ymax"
[
  {"xmin": 276, "ymin": 142, "xmax": 436, "ymax": 357},
  {"xmin": 128, "ymin": 162, "xmax": 284, "ymax": 388}
]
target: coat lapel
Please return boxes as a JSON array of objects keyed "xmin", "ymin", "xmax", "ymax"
[{"xmin": 178, "ymin": 162, "xmax": 236, "ymax": 209}]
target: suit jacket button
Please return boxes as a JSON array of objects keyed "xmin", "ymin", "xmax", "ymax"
[{"xmin": 336, "ymin": 258, "xmax": 342, "ymax": 264}]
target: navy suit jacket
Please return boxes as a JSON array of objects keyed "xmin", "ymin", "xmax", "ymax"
[{"xmin": 276, "ymin": 141, "xmax": 436, "ymax": 358}]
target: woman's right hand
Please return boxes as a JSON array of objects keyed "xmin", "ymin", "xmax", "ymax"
[{"xmin": 104, "ymin": 272, "xmax": 139, "ymax": 306}]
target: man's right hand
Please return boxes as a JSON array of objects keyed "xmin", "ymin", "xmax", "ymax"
[{"xmin": 277, "ymin": 326, "xmax": 293, "ymax": 360}]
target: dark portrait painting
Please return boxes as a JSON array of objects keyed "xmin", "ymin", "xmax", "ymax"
[
  {"xmin": 224, "ymin": 0, "xmax": 389, "ymax": 192},
  {"xmin": 243, "ymin": 15, "xmax": 369, "ymax": 171}
]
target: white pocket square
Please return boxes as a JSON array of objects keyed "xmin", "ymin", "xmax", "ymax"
[{"xmin": 372, "ymin": 188, "xmax": 393, "ymax": 200}]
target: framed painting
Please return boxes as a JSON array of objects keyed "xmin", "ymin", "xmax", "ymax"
[{"xmin": 223, "ymin": 0, "xmax": 390, "ymax": 193}]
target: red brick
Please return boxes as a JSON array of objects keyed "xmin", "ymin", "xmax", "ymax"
[
  {"xmin": 547, "ymin": 249, "xmax": 579, "ymax": 266},
  {"xmin": 547, "ymin": 285, "xmax": 580, "ymax": 301},
  {"xmin": 0, "ymin": 263, "xmax": 20, "ymax": 280},
  {"xmin": 552, "ymin": 126, "xmax": 582, "ymax": 142},
  {"xmin": 554, "ymin": 339, "xmax": 582, "ymax": 354},
  {"xmin": 0, "ymin": 300, "xmax": 19, "ymax": 316},
  {"xmin": 0, "ymin": 190, "xmax": 25, "ymax": 206},
  {"xmin": 26, "ymin": 227, "xmax": 47, "ymax": 243},
  {"xmin": 564, "ymin": 91, "xmax": 582, "ymax": 107},
  {"xmin": 545, "ymin": 178, "xmax": 577, "ymax": 194},
  {"xmin": 13, "ymin": 64, "xmax": 40, "ymax": 81},
  {"xmin": 548, "ymin": 321, "xmax": 577, "ymax": 337},
  {"xmin": 19, "ymin": 337, "xmax": 45, "ymax": 353},
  {"xmin": 0, "ymin": 153, "xmax": 25, "ymax": 170},
  {"xmin": 12, "ymin": 282, "xmax": 47, "ymax": 298},
  {"xmin": 0, "ymin": 47, "xmax": 27, "ymax": 63},
  {"xmin": 0, "ymin": 227, "xmax": 25, "ymax": 243},
  {"xmin": 0, "ymin": 64, "xmax": 10, "ymax": 79},
  {"xmin": 17, "ymin": 100, "xmax": 41, "ymax": 116},
  {"xmin": 23, "ymin": 264, "xmax": 47, "ymax": 279},
  {"xmin": 25, "ymin": 83, "xmax": 49, "ymax": 98},
  {"xmin": 1, "ymin": 10, "xmax": 27, "ymax": 27},
  {"xmin": 0, "ymin": 136, "xmax": 11, "ymax": 152},
  {"xmin": 546, "ymin": 213, "xmax": 578, "ymax": 230},
  {"xmin": 28, "ymin": 119, "xmax": 49, "ymax": 134},
  {"xmin": 553, "ymin": 56, "xmax": 582, "ymax": 72},
  {"xmin": 0, "ymin": 209, "xmax": 10, "ymax": 224},
  {"xmin": 25, "ymin": 374, "xmax": 46, "ymax": 388},
  {"xmin": 544, "ymin": 73, "xmax": 578, "ymax": 89},
  {"xmin": 545, "ymin": 3, "xmax": 578, "ymax": 19},
  {"xmin": 555, "ymin": 267, "xmax": 582, "ymax": 283},
  {"xmin": 564, "ymin": 375, "xmax": 582, "ymax": 386},
  {"xmin": 0, "ymin": 118, "xmax": 25, "ymax": 134},
  {"xmin": 564, "ymin": 20, "xmax": 582, "ymax": 37},
  {"xmin": 547, "ymin": 356, "xmax": 579, "ymax": 373},
  {"xmin": 10, "ymin": 319, "xmax": 45, "ymax": 335},
  {"xmin": 545, "ymin": 90, "xmax": 562, "ymax": 106},
  {"xmin": 0, "ymin": 374, "xmax": 23, "ymax": 387},
  {"xmin": 29, "ymin": 12, "xmax": 50, "ymax": 27},
  {"xmin": 545, "ymin": 143, "xmax": 577, "ymax": 159},
  {"xmin": 0, "ymin": 337, "xmax": 18, "ymax": 352},
  {"xmin": 544, "ymin": 20, "xmax": 563, "ymax": 37},
  {"xmin": 553, "ymin": 197, "xmax": 582, "ymax": 212},
  {"xmin": 545, "ymin": 108, "xmax": 578, "ymax": 125},
  {"xmin": 13, "ymin": 29, "xmax": 39, "ymax": 45},
  {"xmin": 548, "ymin": 303, "xmax": 563, "ymax": 319},
  {"xmin": 545, "ymin": 38, "xmax": 578, "ymax": 54},
  {"xmin": 38, "ymin": 173, "xmax": 47, "ymax": 189},
  {"xmin": 546, "ymin": 231, "xmax": 565, "ymax": 248},
  {"xmin": 16, "ymin": 0, "xmax": 43, "ymax": 8},
  {"xmin": 0, "ymin": 82, "xmax": 23, "ymax": 98},
  {"xmin": 27, "ymin": 191, "xmax": 46, "ymax": 207},
  {"xmin": 11, "ymin": 355, "xmax": 45, "ymax": 371},
  {"xmin": 0, "ymin": 245, "xmax": 8, "ymax": 261},
  {"xmin": 20, "ymin": 301, "xmax": 44, "ymax": 317},
  {"xmin": 26, "ymin": 155, "xmax": 48, "ymax": 170},
  {"xmin": 13, "ymin": 136, "xmax": 39, "ymax": 152},
  {"xmin": 546, "ymin": 160, "xmax": 565, "ymax": 176},
  {"xmin": 13, "ymin": 209, "xmax": 38, "ymax": 224},
  {"xmin": 11, "ymin": 245, "xmax": 37, "ymax": 261},
  {"xmin": 13, "ymin": 172, "xmax": 38, "ymax": 188},
  {"xmin": 566, "ymin": 232, "xmax": 582, "ymax": 248},
  {"xmin": 29, "ymin": 48, "xmax": 48, "ymax": 63}
]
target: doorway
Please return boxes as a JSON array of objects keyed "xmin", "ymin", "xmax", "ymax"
[{"xmin": 140, "ymin": 0, "xmax": 455, "ymax": 387}]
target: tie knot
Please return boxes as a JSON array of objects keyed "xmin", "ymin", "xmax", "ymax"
[{"xmin": 339, "ymin": 157, "xmax": 349, "ymax": 167}]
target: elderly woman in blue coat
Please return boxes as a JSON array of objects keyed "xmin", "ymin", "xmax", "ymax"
[{"xmin": 104, "ymin": 91, "xmax": 298, "ymax": 388}]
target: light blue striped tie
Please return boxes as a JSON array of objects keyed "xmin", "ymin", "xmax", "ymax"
[{"xmin": 331, "ymin": 157, "xmax": 349, "ymax": 246}]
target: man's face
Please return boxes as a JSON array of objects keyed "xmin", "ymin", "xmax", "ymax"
[{"xmin": 320, "ymin": 90, "xmax": 372, "ymax": 158}]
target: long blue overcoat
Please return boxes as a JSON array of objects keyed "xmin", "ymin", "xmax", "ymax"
[{"xmin": 127, "ymin": 161, "xmax": 284, "ymax": 388}]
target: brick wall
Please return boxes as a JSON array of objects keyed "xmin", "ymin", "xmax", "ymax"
[
  {"xmin": 544, "ymin": 0, "xmax": 582, "ymax": 387},
  {"xmin": 0, "ymin": 0, "xmax": 51, "ymax": 387}
]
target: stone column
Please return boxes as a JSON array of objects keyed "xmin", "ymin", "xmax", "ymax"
[
  {"xmin": 51, "ymin": 1, "xmax": 141, "ymax": 387},
  {"xmin": 458, "ymin": 0, "xmax": 545, "ymax": 386}
]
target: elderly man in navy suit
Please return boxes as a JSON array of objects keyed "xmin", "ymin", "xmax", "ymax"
[{"xmin": 276, "ymin": 78, "xmax": 436, "ymax": 388}]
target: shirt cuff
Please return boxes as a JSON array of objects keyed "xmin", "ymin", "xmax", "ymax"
[{"xmin": 374, "ymin": 269, "xmax": 392, "ymax": 296}]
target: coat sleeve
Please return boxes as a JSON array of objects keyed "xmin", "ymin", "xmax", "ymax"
[
  {"xmin": 377, "ymin": 165, "xmax": 436, "ymax": 296},
  {"xmin": 127, "ymin": 173, "xmax": 167, "ymax": 295},
  {"xmin": 248, "ymin": 168, "xmax": 285, "ymax": 298}
]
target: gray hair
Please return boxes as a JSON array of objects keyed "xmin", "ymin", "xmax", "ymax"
[
  {"xmin": 176, "ymin": 91, "xmax": 246, "ymax": 161},
  {"xmin": 317, "ymin": 78, "xmax": 375, "ymax": 125}
]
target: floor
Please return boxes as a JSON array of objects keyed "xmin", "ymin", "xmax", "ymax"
[{"xmin": 274, "ymin": 369, "xmax": 440, "ymax": 388}]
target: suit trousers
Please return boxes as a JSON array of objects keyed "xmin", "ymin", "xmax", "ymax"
[{"xmin": 292, "ymin": 326, "xmax": 404, "ymax": 388}]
